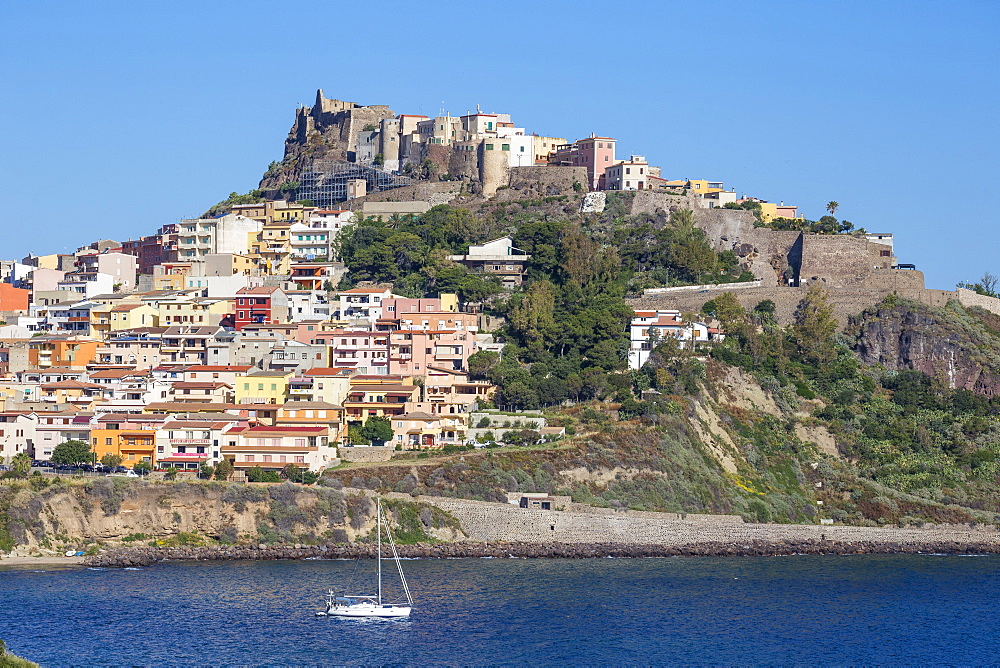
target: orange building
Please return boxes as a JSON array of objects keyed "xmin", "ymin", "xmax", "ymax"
[
  {"xmin": 0, "ymin": 284, "xmax": 29, "ymax": 311},
  {"xmin": 28, "ymin": 336, "xmax": 100, "ymax": 369},
  {"xmin": 91, "ymin": 414, "xmax": 165, "ymax": 466}
]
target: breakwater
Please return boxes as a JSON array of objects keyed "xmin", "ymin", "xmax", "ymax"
[{"xmin": 85, "ymin": 538, "xmax": 1000, "ymax": 567}]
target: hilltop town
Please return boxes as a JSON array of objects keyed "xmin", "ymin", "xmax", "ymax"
[{"xmin": 2, "ymin": 91, "xmax": 1000, "ymax": 535}]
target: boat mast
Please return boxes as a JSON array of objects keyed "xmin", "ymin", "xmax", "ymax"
[
  {"xmin": 377, "ymin": 497, "xmax": 382, "ymax": 606},
  {"xmin": 384, "ymin": 503, "xmax": 413, "ymax": 606}
]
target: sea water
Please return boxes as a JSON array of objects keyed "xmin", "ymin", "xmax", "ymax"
[{"xmin": 3, "ymin": 554, "xmax": 1000, "ymax": 665}]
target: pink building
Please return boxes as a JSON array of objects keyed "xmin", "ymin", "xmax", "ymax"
[
  {"xmin": 552, "ymin": 134, "xmax": 616, "ymax": 190},
  {"xmin": 388, "ymin": 329, "xmax": 476, "ymax": 375},
  {"xmin": 308, "ymin": 328, "xmax": 389, "ymax": 375}
]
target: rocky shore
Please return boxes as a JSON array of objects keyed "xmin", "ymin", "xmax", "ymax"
[{"xmin": 84, "ymin": 539, "xmax": 1000, "ymax": 568}]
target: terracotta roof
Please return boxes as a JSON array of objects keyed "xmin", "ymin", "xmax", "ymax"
[
  {"xmin": 339, "ymin": 287, "xmax": 390, "ymax": 294},
  {"xmin": 89, "ymin": 369, "xmax": 147, "ymax": 379},
  {"xmin": 145, "ymin": 402, "xmax": 230, "ymax": 411},
  {"xmin": 41, "ymin": 380, "xmax": 105, "ymax": 390},
  {"xmin": 229, "ymin": 425, "xmax": 327, "ymax": 434},
  {"xmin": 400, "ymin": 412, "xmax": 437, "ymax": 420},
  {"xmin": 347, "ymin": 384, "xmax": 418, "ymax": 393},
  {"xmin": 281, "ymin": 401, "xmax": 344, "ymax": 410},
  {"xmin": 183, "ymin": 366, "xmax": 253, "ymax": 372},
  {"xmin": 303, "ymin": 367, "xmax": 353, "ymax": 377},
  {"xmin": 237, "ymin": 286, "xmax": 279, "ymax": 295}
]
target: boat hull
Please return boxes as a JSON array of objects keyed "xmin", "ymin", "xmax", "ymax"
[{"xmin": 324, "ymin": 605, "xmax": 411, "ymax": 618}]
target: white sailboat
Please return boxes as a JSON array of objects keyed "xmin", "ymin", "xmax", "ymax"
[{"xmin": 316, "ymin": 498, "xmax": 413, "ymax": 618}]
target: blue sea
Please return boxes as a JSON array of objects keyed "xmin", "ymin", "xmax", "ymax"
[{"xmin": 3, "ymin": 554, "xmax": 1000, "ymax": 665}]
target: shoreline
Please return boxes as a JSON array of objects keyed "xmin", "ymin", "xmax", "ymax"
[
  {"xmin": 0, "ymin": 555, "xmax": 85, "ymax": 569},
  {"xmin": 84, "ymin": 539, "xmax": 1000, "ymax": 567}
]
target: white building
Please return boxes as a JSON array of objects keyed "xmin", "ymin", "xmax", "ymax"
[
  {"xmin": 176, "ymin": 214, "xmax": 263, "ymax": 259},
  {"xmin": 338, "ymin": 287, "xmax": 396, "ymax": 326},
  {"xmin": 604, "ymin": 156, "xmax": 649, "ymax": 191},
  {"xmin": 627, "ymin": 309, "xmax": 718, "ymax": 370}
]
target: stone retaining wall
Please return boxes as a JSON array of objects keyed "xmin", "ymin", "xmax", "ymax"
[
  {"xmin": 378, "ymin": 492, "xmax": 1000, "ymax": 547},
  {"xmin": 338, "ymin": 446, "xmax": 395, "ymax": 462}
]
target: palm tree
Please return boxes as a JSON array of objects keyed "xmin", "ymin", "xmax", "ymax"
[{"xmin": 826, "ymin": 201, "xmax": 840, "ymax": 216}]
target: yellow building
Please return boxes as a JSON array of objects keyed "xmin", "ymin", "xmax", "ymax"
[
  {"xmin": 251, "ymin": 222, "xmax": 293, "ymax": 275},
  {"xmin": 291, "ymin": 367, "xmax": 354, "ymax": 405},
  {"xmin": 110, "ymin": 304, "xmax": 159, "ymax": 332},
  {"xmin": 342, "ymin": 376, "xmax": 420, "ymax": 425},
  {"xmin": 32, "ymin": 254, "xmax": 62, "ymax": 270},
  {"xmin": 230, "ymin": 200, "xmax": 316, "ymax": 225},
  {"xmin": 153, "ymin": 297, "xmax": 231, "ymax": 327},
  {"xmin": 88, "ymin": 304, "xmax": 113, "ymax": 340},
  {"xmin": 276, "ymin": 401, "xmax": 347, "ymax": 444},
  {"xmin": 235, "ymin": 370, "xmax": 293, "ymax": 405}
]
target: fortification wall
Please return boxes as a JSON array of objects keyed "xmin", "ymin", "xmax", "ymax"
[
  {"xmin": 479, "ymin": 144, "xmax": 509, "ymax": 197},
  {"xmin": 504, "ymin": 166, "xmax": 589, "ymax": 197},
  {"xmin": 691, "ymin": 210, "xmax": 801, "ymax": 287},
  {"xmin": 956, "ymin": 288, "xmax": 1000, "ymax": 315},
  {"xmin": 628, "ymin": 190, "xmax": 704, "ymax": 215},
  {"xmin": 629, "ymin": 277, "xmax": 939, "ymax": 327},
  {"xmin": 799, "ymin": 234, "xmax": 880, "ymax": 288},
  {"xmin": 343, "ymin": 182, "xmax": 463, "ymax": 210},
  {"xmin": 383, "ymin": 493, "xmax": 1000, "ymax": 546}
]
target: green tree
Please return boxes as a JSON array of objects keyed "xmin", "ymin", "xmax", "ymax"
[
  {"xmin": 133, "ymin": 460, "xmax": 152, "ymax": 476},
  {"xmin": 792, "ymin": 285, "xmax": 838, "ymax": 366},
  {"xmin": 214, "ymin": 459, "xmax": 234, "ymax": 480},
  {"xmin": 247, "ymin": 465, "xmax": 281, "ymax": 483},
  {"xmin": 957, "ymin": 272, "xmax": 998, "ymax": 298},
  {"xmin": 667, "ymin": 209, "xmax": 717, "ymax": 282},
  {"xmin": 50, "ymin": 440, "xmax": 93, "ymax": 465},
  {"xmin": 361, "ymin": 416, "xmax": 394, "ymax": 447},
  {"xmin": 164, "ymin": 467, "xmax": 179, "ymax": 481},
  {"xmin": 101, "ymin": 453, "xmax": 124, "ymax": 468},
  {"xmin": 9, "ymin": 452, "xmax": 31, "ymax": 478},
  {"xmin": 348, "ymin": 427, "xmax": 369, "ymax": 445},
  {"xmin": 199, "ymin": 464, "xmax": 215, "ymax": 480},
  {"xmin": 467, "ymin": 350, "xmax": 500, "ymax": 380},
  {"xmin": 282, "ymin": 463, "xmax": 303, "ymax": 482},
  {"xmin": 826, "ymin": 201, "xmax": 840, "ymax": 216}
]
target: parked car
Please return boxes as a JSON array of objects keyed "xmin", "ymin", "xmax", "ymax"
[{"xmin": 0, "ymin": 465, "xmax": 7, "ymax": 472}]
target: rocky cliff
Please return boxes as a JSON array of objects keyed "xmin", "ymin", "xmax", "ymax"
[
  {"xmin": 0, "ymin": 479, "xmax": 461, "ymax": 557},
  {"xmin": 850, "ymin": 299, "xmax": 1000, "ymax": 395},
  {"xmin": 258, "ymin": 90, "xmax": 395, "ymax": 193}
]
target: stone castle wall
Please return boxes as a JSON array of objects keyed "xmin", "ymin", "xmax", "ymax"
[
  {"xmin": 503, "ymin": 166, "xmax": 589, "ymax": 198},
  {"xmin": 629, "ymin": 273, "xmax": 940, "ymax": 328}
]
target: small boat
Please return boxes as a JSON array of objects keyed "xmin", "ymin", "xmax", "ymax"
[{"xmin": 317, "ymin": 498, "xmax": 413, "ymax": 618}]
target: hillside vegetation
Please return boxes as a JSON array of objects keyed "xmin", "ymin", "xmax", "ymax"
[{"xmin": 331, "ymin": 199, "xmax": 1000, "ymax": 526}]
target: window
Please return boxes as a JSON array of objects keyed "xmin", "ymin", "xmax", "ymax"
[
  {"xmin": 485, "ymin": 144, "xmax": 493, "ymax": 150},
  {"xmin": 502, "ymin": 144, "xmax": 510, "ymax": 151},
  {"xmin": 246, "ymin": 455, "xmax": 254, "ymax": 462},
  {"xmin": 295, "ymin": 456, "xmax": 305, "ymax": 464}
]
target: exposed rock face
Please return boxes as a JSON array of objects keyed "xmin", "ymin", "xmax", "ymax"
[
  {"xmin": 850, "ymin": 301, "xmax": 1000, "ymax": 395},
  {"xmin": 259, "ymin": 91, "xmax": 395, "ymax": 192}
]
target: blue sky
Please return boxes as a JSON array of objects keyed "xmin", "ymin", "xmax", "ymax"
[{"xmin": 1, "ymin": 0, "xmax": 997, "ymax": 290}]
